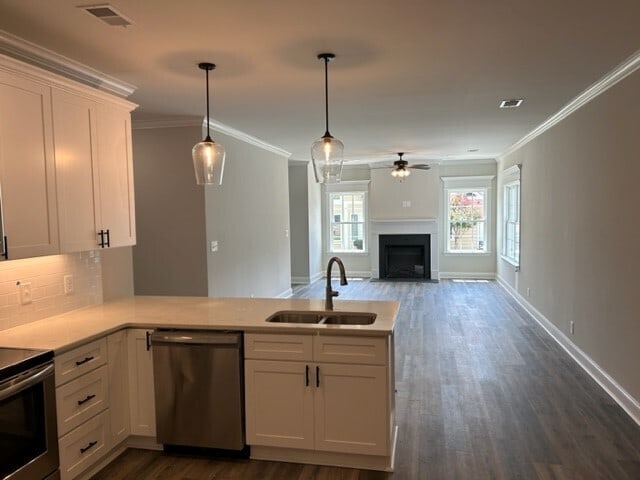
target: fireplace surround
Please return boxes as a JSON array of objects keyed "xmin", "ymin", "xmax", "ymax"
[
  {"xmin": 371, "ymin": 219, "xmax": 439, "ymax": 281},
  {"xmin": 379, "ymin": 234, "xmax": 430, "ymax": 280}
]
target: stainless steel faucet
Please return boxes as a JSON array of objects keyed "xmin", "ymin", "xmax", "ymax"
[{"xmin": 325, "ymin": 256, "xmax": 348, "ymax": 310}]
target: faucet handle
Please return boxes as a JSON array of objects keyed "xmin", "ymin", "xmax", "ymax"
[{"xmin": 331, "ymin": 290, "xmax": 339, "ymax": 297}]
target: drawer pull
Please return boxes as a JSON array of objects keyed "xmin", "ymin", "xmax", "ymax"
[
  {"xmin": 75, "ymin": 356, "xmax": 94, "ymax": 366},
  {"xmin": 316, "ymin": 365, "xmax": 320, "ymax": 387},
  {"xmin": 77, "ymin": 394, "xmax": 96, "ymax": 406},
  {"xmin": 305, "ymin": 365, "xmax": 309, "ymax": 386},
  {"xmin": 80, "ymin": 440, "xmax": 97, "ymax": 454}
]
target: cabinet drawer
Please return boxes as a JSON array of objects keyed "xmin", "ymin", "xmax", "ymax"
[
  {"xmin": 245, "ymin": 333, "xmax": 312, "ymax": 361},
  {"xmin": 314, "ymin": 336, "xmax": 387, "ymax": 365},
  {"xmin": 55, "ymin": 338, "xmax": 107, "ymax": 386},
  {"xmin": 59, "ymin": 410, "xmax": 109, "ymax": 480},
  {"xmin": 56, "ymin": 365, "xmax": 108, "ymax": 436}
]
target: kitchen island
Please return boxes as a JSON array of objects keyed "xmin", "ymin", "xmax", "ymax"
[{"xmin": 0, "ymin": 296, "xmax": 399, "ymax": 478}]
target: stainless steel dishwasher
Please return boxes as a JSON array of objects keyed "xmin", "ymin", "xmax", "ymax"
[{"xmin": 150, "ymin": 330, "xmax": 245, "ymax": 451}]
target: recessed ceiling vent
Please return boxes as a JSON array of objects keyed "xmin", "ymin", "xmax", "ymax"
[
  {"xmin": 499, "ymin": 99, "xmax": 524, "ymax": 108},
  {"xmin": 79, "ymin": 4, "xmax": 133, "ymax": 27}
]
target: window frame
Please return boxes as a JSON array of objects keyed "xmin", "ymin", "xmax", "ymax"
[
  {"xmin": 441, "ymin": 176, "xmax": 494, "ymax": 255},
  {"xmin": 501, "ymin": 165, "xmax": 521, "ymax": 268},
  {"xmin": 324, "ymin": 181, "xmax": 369, "ymax": 255}
]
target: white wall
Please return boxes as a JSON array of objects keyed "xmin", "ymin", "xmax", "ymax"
[
  {"xmin": 205, "ymin": 131, "xmax": 291, "ymax": 298},
  {"xmin": 131, "ymin": 126, "xmax": 209, "ymax": 296},
  {"xmin": 498, "ymin": 68, "xmax": 640, "ymax": 407},
  {"xmin": 307, "ymin": 164, "xmax": 323, "ymax": 282}
]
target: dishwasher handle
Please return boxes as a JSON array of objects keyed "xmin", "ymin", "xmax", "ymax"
[{"xmin": 150, "ymin": 331, "xmax": 241, "ymax": 347}]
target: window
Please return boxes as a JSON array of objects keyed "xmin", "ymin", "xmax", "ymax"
[
  {"xmin": 447, "ymin": 190, "xmax": 487, "ymax": 253},
  {"xmin": 442, "ymin": 175, "xmax": 494, "ymax": 254},
  {"xmin": 501, "ymin": 165, "xmax": 521, "ymax": 266},
  {"xmin": 328, "ymin": 192, "xmax": 366, "ymax": 252}
]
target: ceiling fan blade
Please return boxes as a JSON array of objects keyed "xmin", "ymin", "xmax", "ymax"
[{"xmin": 410, "ymin": 164, "xmax": 431, "ymax": 170}]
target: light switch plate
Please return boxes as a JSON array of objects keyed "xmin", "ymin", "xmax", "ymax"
[{"xmin": 19, "ymin": 282, "xmax": 32, "ymax": 305}]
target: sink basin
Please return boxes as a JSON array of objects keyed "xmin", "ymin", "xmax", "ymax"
[{"xmin": 266, "ymin": 311, "xmax": 376, "ymax": 325}]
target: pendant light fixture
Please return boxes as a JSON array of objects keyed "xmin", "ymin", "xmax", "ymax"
[
  {"xmin": 192, "ymin": 62, "xmax": 225, "ymax": 186},
  {"xmin": 311, "ymin": 53, "xmax": 344, "ymax": 184}
]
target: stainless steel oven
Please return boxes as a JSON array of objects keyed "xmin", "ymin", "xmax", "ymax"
[{"xmin": 0, "ymin": 347, "xmax": 60, "ymax": 480}]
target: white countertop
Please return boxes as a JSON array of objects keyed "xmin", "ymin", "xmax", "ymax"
[{"xmin": 0, "ymin": 295, "xmax": 399, "ymax": 354}]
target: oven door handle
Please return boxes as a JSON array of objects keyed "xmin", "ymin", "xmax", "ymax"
[{"xmin": 0, "ymin": 363, "xmax": 54, "ymax": 401}]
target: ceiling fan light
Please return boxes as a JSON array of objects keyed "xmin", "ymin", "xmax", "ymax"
[{"xmin": 193, "ymin": 138, "xmax": 225, "ymax": 185}]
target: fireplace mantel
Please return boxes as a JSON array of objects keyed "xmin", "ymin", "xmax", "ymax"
[{"xmin": 370, "ymin": 219, "xmax": 439, "ymax": 280}]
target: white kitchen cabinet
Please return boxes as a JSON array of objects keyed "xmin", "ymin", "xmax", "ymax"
[
  {"xmin": 107, "ymin": 330, "xmax": 130, "ymax": 448},
  {"xmin": 244, "ymin": 333, "xmax": 391, "ymax": 458},
  {"xmin": 95, "ymin": 103, "xmax": 136, "ymax": 248},
  {"xmin": 52, "ymin": 89, "xmax": 136, "ymax": 252},
  {"xmin": 245, "ymin": 359, "xmax": 314, "ymax": 449},
  {"xmin": 51, "ymin": 89, "xmax": 100, "ymax": 253},
  {"xmin": 0, "ymin": 70, "xmax": 59, "ymax": 259},
  {"xmin": 127, "ymin": 329, "xmax": 156, "ymax": 437}
]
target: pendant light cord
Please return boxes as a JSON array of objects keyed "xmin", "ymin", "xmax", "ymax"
[
  {"xmin": 323, "ymin": 56, "xmax": 330, "ymax": 138},
  {"xmin": 205, "ymin": 67, "xmax": 212, "ymax": 141}
]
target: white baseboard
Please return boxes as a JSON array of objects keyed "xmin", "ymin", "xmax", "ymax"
[
  {"xmin": 497, "ymin": 276, "xmax": 640, "ymax": 426},
  {"xmin": 440, "ymin": 271, "xmax": 496, "ymax": 279},
  {"xmin": 328, "ymin": 270, "xmax": 371, "ymax": 279},
  {"xmin": 276, "ymin": 287, "xmax": 293, "ymax": 298},
  {"xmin": 310, "ymin": 271, "xmax": 323, "ymax": 283},
  {"xmin": 291, "ymin": 276, "xmax": 310, "ymax": 285}
]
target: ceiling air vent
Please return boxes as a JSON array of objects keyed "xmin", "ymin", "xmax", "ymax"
[
  {"xmin": 79, "ymin": 4, "xmax": 134, "ymax": 27},
  {"xmin": 499, "ymin": 99, "xmax": 524, "ymax": 108}
]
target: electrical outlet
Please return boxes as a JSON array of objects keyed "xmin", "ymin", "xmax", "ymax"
[
  {"xmin": 19, "ymin": 282, "xmax": 32, "ymax": 305},
  {"xmin": 210, "ymin": 240, "xmax": 218, "ymax": 252},
  {"xmin": 570, "ymin": 321, "xmax": 575, "ymax": 335},
  {"xmin": 64, "ymin": 275, "xmax": 74, "ymax": 295}
]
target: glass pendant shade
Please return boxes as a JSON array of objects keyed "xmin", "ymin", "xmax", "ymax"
[
  {"xmin": 311, "ymin": 134, "xmax": 344, "ymax": 183},
  {"xmin": 192, "ymin": 136, "xmax": 225, "ymax": 185},
  {"xmin": 192, "ymin": 62, "xmax": 224, "ymax": 186}
]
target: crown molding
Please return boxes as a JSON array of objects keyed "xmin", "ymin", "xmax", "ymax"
[
  {"xmin": 0, "ymin": 29, "xmax": 136, "ymax": 98},
  {"xmin": 500, "ymin": 48, "xmax": 640, "ymax": 160},
  {"xmin": 132, "ymin": 117, "xmax": 202, "ymax": 130},
  {"xmin": 206, "ymin": 119, "xmax": 291, "ymax": 158}
]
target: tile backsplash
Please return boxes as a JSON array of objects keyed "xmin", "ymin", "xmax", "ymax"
[{"xmin": 0, "ymin": 251, "xmax": 102, "ymax": 331}]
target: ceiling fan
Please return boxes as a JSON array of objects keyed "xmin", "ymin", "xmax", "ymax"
[{"xmin": 373, "ymin": 152, "xmax": 431, "ymax": 178}]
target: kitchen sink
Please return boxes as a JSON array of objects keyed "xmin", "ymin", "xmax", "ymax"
[{"xmin": 266, "ymin": 311, "xmax": 376, "ymax": 325}]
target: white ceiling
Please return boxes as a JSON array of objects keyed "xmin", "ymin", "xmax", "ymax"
[{"xmin": 1, "ymin": 0, "xmax": 639, "ymax": 165}]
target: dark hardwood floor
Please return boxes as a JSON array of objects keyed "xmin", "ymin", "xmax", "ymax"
[{"xmin": 93, "ymin": 279, "xmax": 640, "ymax": 479}]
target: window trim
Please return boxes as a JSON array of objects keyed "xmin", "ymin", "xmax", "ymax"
[
  {"xmin": 324, "ymin": 181, "xmax": 369, "ymax": 255},
  {"xmin": 441, "ymin": 175, "xmax": 494, "ymax": 255}
]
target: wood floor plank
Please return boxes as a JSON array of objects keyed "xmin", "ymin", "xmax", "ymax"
[{"xmin": 92, "ymin": 280, "xmax": 640, "ymax": 480}]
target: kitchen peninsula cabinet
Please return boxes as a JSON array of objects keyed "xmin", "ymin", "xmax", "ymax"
[
  {"xmin": 0, "ymin": 69, "xmax": 59, "ymax": 259},
  {"xmin": 245, "ymin": 333, "xmax": 394, "ymax": 469},
  {"xmin": 127, "ymin": 329, "xmax": 156, "ymax": 437}
]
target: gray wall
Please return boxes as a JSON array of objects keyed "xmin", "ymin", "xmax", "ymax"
[
  {"xmin": 131, "ymin": 126, "xmax": 208, "ymax": 296},
  {"xmin": 101, "ymin": 246, "xmax": 134, "ymax": 300},
  {"xmin": 205, "ymin": 131, "xmax": 291, "ymax": 298},
  {"xmin": 498, "ymin": 69, "xmax": 640, "ymax": 403},
  {"xmin": 289, "ymin": 162, "xmax": 323, "ymax": 284}
]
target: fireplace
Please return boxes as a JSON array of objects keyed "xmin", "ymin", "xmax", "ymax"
[
  {"xmin": 379, "ymin": 234, "xmax": 431, "ymax": 280},
  {"xmin": 370, "ymin": 219, "xmax": 439, "ymax": 281}
]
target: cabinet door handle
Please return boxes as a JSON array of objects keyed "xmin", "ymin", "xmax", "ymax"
[
  {"xmin": 75, "ymin": 356, "xmax": 94, "ymax": 366},
  {"xmin": 77, "ymin": 394, "xmax": 96, "ymax": 406},
  {"xmin": 1, "ymin": 236, "xmax": 8, "ymax": 259},
  {"xmin": 145, "ymin": 331, "xmax": 151, "ymax": 351},
  {"xmin": 316, "ymin": 366, "xmax": 320, "ymax": 387},
  {"xmin": 97, "ymin": 230, "xmax": 105, "ymax": 248},
  {"xmin": 305, "ymin": 365, "xmax": 309, "ymax": 386},
  {"xmin": 104, "ymin": 229, "xmax": 110, "ymax": 247},
  {"xmin": 80, "ymin": 440, "xmax": 97, "ymax": 454}
]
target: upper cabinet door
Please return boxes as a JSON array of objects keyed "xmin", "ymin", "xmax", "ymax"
[
  {"xmin": 95, "ymin": 103, "xmax": 136, "ymax": 248},
  {"xmin": 0, "ymin": 72, "xmax": 59, "ymax": 259},
  {"xmin": 52, "ymin": 89, "xmax": 100, "ymax": 253}
]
